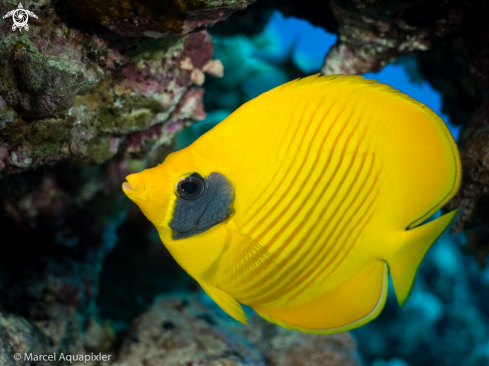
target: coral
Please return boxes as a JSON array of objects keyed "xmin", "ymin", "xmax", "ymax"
[
  {"xmin": 112, "ymin": 295, "xmax": 266, "ymax": 366},
  {"xmin": 0, "ymin": 160, "xmax": 129, "ymax": 313},
  {"xmin": 66, "ymin": 0, "xmax": 257, "ymax": 37},
  {"xmin": 202, "ymin": 32, "xmax": 291, "ymax": 113},
  {"xmin": 0, "ymin": 308, "xmax": 116, "ymax": 366},
  {"xmin": 444, "ymin": 97, "xmax": 489, "ymax": 266},
  {"xmin": 96, "ymin": 206, "xmax": 194, "ymax": 322},
  {"xmin": 0, "ymin": 0, "xmax": 222, "ymax": 179},
  {"xmin": 416, "ymin": 38, "xmax": 483, "ymax": 128},
  {"xmin": 0, "ymin": 312, "xmax": 47, "ymax": 366},
  {"xmin": 0, "ymin": 1, "xmax": 256, "ymax": 364},
  {"xmin": 111, "ymin": 294, "xmax": 361, "ymax": 366},
  {"xmin": 0, "ymin": 160, "xmax": 132, "ymax": 365},
  {"xmin": 322, "ymin": 0, "xmax": 468, "ymax": 75},
  {"xmin": 209, "ymin": 0, "xmax": 274, "ymax": 36},
  {"xmin": 227, "ymin": 311, "xmax": 361, "ymax": 366}
]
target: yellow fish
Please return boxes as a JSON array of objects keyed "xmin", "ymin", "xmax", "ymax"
[{"xmin": 123, "ymin": 74, "xmax": 461, "ymax": 334}]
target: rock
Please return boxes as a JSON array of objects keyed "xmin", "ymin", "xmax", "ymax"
[
  {"xmin": 230, "ymin": 314, "xmax": 361, "ymax": 366},
  {"xmin": 443, "ymin": 97, "xmax": 489, "ymax": 266},
  {"xmin": 0, "ymin": 307, "xmax": 114, "ymax": 366},
  {"xmin": 322, "ymin": 1, "xmax": 467, "ymax": 76},
  {"xmin": 0, "ymin": 160, "xmax": 135, "ymax": 365},
  {"xmin": 0, "ymin": 0, "xmax": 218, "ymax": 179},
  {"xmin": 203, "ymin": 60, "xmax": 224, "ymax": 78},
  {"xmin": 208, "ymin": 0, "xmax": 275, "ymax": 36},
  {"xmin": 416, "ymin": 38, "xmax": 483, "ymax": 128},
  {"xmin": 66, "ymin": 0, "xmax": 257, "ymax": 37},
  {"xmin": 0, "ymin": 158, "xmax": 133, "ymax": 363},
  {"xmin": 111, "ymin": 294, "xmax": 361, "ymax": 366},
  {"xmin": 0, "ymin": 312, "xmax": 47, "ymax": 366}
]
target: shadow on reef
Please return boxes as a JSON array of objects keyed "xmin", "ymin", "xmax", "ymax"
[
  {"xmin": 97, "ymin": 205, "xmax": 194, "ymax": 323},
  {"xmin": 0, "ymin": 160, "xmax": 130, "ymax": 316}
]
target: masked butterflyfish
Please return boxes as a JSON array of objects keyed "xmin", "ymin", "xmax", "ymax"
[{"xmin": 122, "ymin": 74, "xmax": 461, "ymax": 334}]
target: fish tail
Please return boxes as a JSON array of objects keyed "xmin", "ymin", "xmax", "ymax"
[{"xmin": 388, "ymin": 209, "xmax": 459, "ymax": 306}]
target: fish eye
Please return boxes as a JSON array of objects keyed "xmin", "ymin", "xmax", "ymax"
[{"xmin": 176, "ymin": 173, "xmax": 205, "ymax": 200}]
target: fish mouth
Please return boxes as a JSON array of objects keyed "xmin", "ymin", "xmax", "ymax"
[
  {"xmin": 122, "ymin": 182, "xmax": 134, "ymax": 191},
  {"xmin": 122, "ymin": 174, "xmax": 147, "ymax": 201}
]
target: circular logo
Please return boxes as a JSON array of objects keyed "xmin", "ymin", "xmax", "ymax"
[
  {"xmin": 11, "ymin": 8, "xmax": 29, "ymax": 29},
  {"xmin": 3, "ymin": 3, "xmax": 38, "ymax": 32}
]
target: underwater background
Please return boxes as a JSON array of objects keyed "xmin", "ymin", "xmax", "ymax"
[{"xmin": 1, "ymin": 0, "xmax": 489, "ymax": 365}]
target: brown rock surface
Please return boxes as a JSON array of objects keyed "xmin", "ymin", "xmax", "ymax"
[
  {"xmin": 66, "ymin": 0, "xmax": 256, "ymax": 37},
  {"xmin": 111, "ymin": 295, "xmax": 361, "ymax": 366},
  {"xmin": 322, "ymin": 0, "xmax": 468, "ymax": 76}
]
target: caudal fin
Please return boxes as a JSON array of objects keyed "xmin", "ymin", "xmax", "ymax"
[{"xmin": 388, "ymin": 209, "xmax": 459, "ymax": 306}]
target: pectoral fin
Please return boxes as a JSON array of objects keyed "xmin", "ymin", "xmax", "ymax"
[
  {"xmin": 221, "ymin": 222, "xmax": 276, "ymax": 284},
  {"xmin": 199, "ymin": 281, "xmax": 247, "ymax": 324}
]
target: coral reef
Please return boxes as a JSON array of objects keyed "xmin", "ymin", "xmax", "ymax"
[
  {"xmin": 444, "ymin": 97, "xmax": 489, "ymax": 267},
  {"xmin": 66, "ymin": 0, "xmax": 256, "ymax": 37},
  {"xmin": 0, "ymin": 160, "xmax": 130, "ymax": 365},
  {"xmin": 112, "ymin": 294, "xmax": 361, "ymax": 366},
  {"xmin": 0, "ymin": 309, "xmax": 108, "ymax": 366},
  {"xmin": 416, "ymin": 38, "xmax": 482, "ymax": 128},
  {"xmin": 96, "ymin": 205, "xmax": 194, "ymax": 322},
  {"xmin": 321, "ymin": 0, "xmax": 470, "ymax": 76},
  {"xmin": 0, "ymin": 0, "xmax": 219, "ymax": 179}
]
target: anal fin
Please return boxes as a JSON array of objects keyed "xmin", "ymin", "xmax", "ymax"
[
  {"xmin": 199, "ymin": 282, "xmax": 247, "ymax": 324},
  {"xmin": 389, "ymin": 209, "xmax": 459, "ymax": 306},
  {"xmin": 253, "ymin": 260, "xmax": 388, "ymax": 334}
]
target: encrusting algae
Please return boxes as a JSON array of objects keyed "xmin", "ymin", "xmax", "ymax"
[{"xmin": 123, "ymin": 74, "xmax": 461, "ymax": 334}]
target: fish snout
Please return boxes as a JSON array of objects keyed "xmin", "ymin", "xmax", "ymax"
[{"xmin": 122, "ymin": 173, "xmax": 148, "ymax": 201}]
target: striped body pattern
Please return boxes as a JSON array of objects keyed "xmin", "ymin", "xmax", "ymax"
[
  {"xmin": 123, "ymin": 75, "xmax": 461, "ymax": 334},
  {"xmin": 224, "ymin": 112, "xmax": 383, "ymax": 307}
]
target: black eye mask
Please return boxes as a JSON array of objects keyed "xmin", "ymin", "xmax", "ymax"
[{"xmin": 169, "ymin": 172, "xmax": 235, "ymax": 240}]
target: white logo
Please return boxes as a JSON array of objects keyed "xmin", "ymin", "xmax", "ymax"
[{"xmin": 3, "ymin": 3, "xmax": 38, "ymax": 32}]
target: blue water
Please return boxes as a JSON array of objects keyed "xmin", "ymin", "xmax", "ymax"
[{"xmin": 256, "ymin": 11, "xmax": 336, "ymax": 74}]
